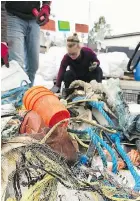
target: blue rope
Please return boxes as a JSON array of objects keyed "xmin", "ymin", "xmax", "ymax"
[
  {"xmin": 89, "ymin": 101, "xmax": 114, "ymax": 127},
  {"xmin": 110, "ymin": 133, "xmax": 140, "ymax": 191},
  {"xmin": 72, "ymin": 96, "xmax": 114, "ymax": 126},
  {"xmin": 72, "ymin": 96, "xmax": 86, "ymax": 102},
  {"xmin": 1, "ymin": 86, "xmax": 26, "ymax": 99},
  {"xmin": 73, "ymin": 96, "xmax": 140, "ymax": 190},
  {"xmin": 69, "ymin": 128, "xmax": 107, "ymax": 167},
  {"xmin": 93, "ymin": 139, "xmax": 108, "ymax": 168},
  {"xmin": 86, "ymin": 128, "xmax": 117, "ymax": 173},
  {"xmin": 1, "ymin": 84, "xmax": 29, "ymax": 107},
  {"xmin": 69, "ymin": 128, "xmax": 117, "ymax": 172}
]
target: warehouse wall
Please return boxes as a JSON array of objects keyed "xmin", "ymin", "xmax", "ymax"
[{"xmin": 104, "ymin": 35, "xmax": 140, "ymax": 47}]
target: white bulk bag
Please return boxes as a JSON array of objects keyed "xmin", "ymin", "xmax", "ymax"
[{"xmin": 1, "ymin": 60, "xmax": 30, "ymax": 92}]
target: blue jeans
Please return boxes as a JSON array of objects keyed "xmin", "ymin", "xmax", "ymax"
[{"xmin": 7, "ymin": 13, "xmax": 40, "ymax": 85}]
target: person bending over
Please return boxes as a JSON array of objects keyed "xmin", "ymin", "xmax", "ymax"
[{"xmin": 51, "ymin": 33, "xmax": 103, "ymax": 93}]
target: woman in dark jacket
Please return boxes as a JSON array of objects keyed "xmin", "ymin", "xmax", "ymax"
[{"xmin": 52, "ymin": 33, "xmax": 103, "ymax": 93}]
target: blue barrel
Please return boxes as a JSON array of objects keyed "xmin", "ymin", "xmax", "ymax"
[{"xmin": 134, "ymin": 62, "xmax": 140, "ymax": 81}]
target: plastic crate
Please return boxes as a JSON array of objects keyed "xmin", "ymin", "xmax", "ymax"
[{"xmin": 122, "ymin": 89, "xmax": 140, "ymax": 104}]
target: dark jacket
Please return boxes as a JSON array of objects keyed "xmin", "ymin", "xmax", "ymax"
[
  {"xmin": 56, "ymin": 47, "xmax": 100, "ymax": 87},
  {"xmin": 1, "ymin": 1, "xmax": 7, "ymax": 42},
  {"xmin": 5, "ymin": 1, "xmax": 50, "ymax": 20}
]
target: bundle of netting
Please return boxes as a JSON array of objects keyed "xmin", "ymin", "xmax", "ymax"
[
  {"xmin": 2, "ymin": 137, "xmax": 140, "ymax": 201},
  {"xmin": 103, "ymin": 80, "xmax": 140, "ymax": 151},
  {"xmin": 115, "ymin": 91, "xmax": 140, "ymax": 140},
  {"xmin": 1, "ymin": 79, "xmax": 140, "ymax": 201}
]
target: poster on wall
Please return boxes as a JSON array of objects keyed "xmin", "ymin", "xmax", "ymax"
[
  {"xmin": 75, "ymin": 24, "xmax": 89, "ymax": 33},
  {"xmin": 75, "ymin": 24, "xmax": 89, "ymax": 44},
  {"xmin": 41, "ymin": 19, "xmax": 56, "ymax": 31},
  {"xmin": 58, "ymin": 20, "xmax": 70, "ymax": 31}
]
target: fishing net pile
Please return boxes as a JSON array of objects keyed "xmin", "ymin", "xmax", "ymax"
[
  {"xmin": 66, "ymin": 78, "xmax": 140, "ymax": 149},
  {"xmin": 1, "ymin": 78, "xmax": 140, "ymax": 201},
  {"xmin": 2, "ymin": 136, "xmax": 140, "ymax": 201}
]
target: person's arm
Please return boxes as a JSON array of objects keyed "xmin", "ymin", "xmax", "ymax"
[
  {"xmin": 87, "ymin": 48, "xmax": 102, "ymax": 82},
  {"xmin": 87, "ymin": 48, "xmax": 100, "ymax": 72},
  {"xmin": 89, "ymin": 49, "xmax": 100, "ymax": 65},
  {"xmin": 56, "ymin": 55, "xmax": 68, "ymax": 88}
]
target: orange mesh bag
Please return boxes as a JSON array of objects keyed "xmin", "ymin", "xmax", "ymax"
[
  {"xmin": 46, "ymin": 126, "xmax": 79, "ymax": 162},
  {"xmin": 19, "ymin": 111, "xmax": 78, "ymax": 162},
  {"xmin": 19, "ymin": 110, "xmax": 47, "ymax": 134}
]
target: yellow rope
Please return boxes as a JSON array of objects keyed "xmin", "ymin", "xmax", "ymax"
[
  {"xmin": 19, "ymin": 175, "xmax": 54, "ymax": 201},
  {"xmin": 91, "ymin": 192, "xmax": 100, "ymax": 201},
  {"xmin": 99, "ymin": 130, "xmax": 103, "ymax": 139},
  {"xmin": 84, "ymin": 181, "xmax": 137, "ymax": 201},
  {"xmin": 6, "ymin": 199, "xmax": 16, "ymax": 201},
  {"xmin": 41, "ymin": 117, "xmax": 116, "ymax": 144},
  {"xmin": 70, "ymin": 133, "xmax": 89, "ymax": 148}
]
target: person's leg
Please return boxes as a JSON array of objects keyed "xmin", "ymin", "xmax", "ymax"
[
  {"xmin": 7, "ymin": 13, "xmax": 26, "ymax": 68},
  {"xmin": 87, "ymin": 66, "xmax": 103, "ymax": 83},
  {"xmin": 63, "ymin": 70, "xmax": 76, "ymax": 88},
  {"xmin": 25, "ymin": 20, "xmax": 40, "ymax": 86}
]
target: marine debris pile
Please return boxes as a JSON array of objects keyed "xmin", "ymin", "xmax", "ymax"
[{"xmin": 1, "ymin": 78, "xmax": 140, "ymax": 201}]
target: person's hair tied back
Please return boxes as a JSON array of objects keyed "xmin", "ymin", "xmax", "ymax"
[{"xmin": 67, "ymin": 33, "xmax": 80, "ymax": 48}]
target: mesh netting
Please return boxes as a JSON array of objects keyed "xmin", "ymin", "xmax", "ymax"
[
  {"xmin": 115, "ymin": 91, "xmax": 140, "ymax": 142},
  {"xmin": 2, "ymin": 141, "xmax": 140, "ymax": 201},
  {"xmin": 1, "ymin": 79, "xmax": 140, "ymax": 201}
]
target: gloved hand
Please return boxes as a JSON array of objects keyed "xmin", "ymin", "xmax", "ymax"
[
  {"xmin": 36, "ymin": 4, "xmax": 50, "ymax": 26},
  {"xmin": 1, "ymin": 42, "xmax": 9, "ymax": 67},
  {"xmin": 51, "ymin": 85, "xmax": 60, "ymax": 93},
  {"xmin": 89, "ymin": 62, "xmax": 98, "ymax": 72}
]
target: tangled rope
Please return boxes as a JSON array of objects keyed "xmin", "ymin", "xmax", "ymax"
[
  {"xmin": 1, "ymin": 80, "xmax": 29, "ymax": 108},
  {"xmin": 72, "ymin": 96, "xmax": 114, "ymax": 126},
  {"xmin": 2, "ymin": 118, "xmax": 140, "ymax": 201},
  {"xmin": 70, "ymin": 96, "xmax": 140, "ymax": 191},
  {"xmin": 86, "ymin": 128, "xmax": 117, "ymax": 173},
  {"xmin": 69, "ymin": 128, "xmax": 117, "ymax": 173},
  {"xmin": 110, "ymin": 133, "xmax": 140, "ymax": 191}
]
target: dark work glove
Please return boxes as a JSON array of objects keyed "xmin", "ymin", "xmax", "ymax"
[
  {"xmin": 89, "ymin": 62, "xmax": 98, "ymax": 72},
  {"xmin": 51, "ymin": 85, "xmax": 60, "ymax": 93},
  {"xmin": 37, "ymin": 4, "xmax": 50, "ymax": 26}
]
